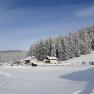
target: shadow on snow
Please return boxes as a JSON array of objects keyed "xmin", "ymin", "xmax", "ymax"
[{"xmin": 59, "ymin": 68, "xmax": 94, "ymax": 94}]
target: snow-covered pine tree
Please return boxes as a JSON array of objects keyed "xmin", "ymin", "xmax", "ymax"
[
  {"xmin": 68, "ymin": 32, "xmax": 80, "ymax": 57},
  {"xmin": 57, "ymin": 36, "xmax": 69, "ymax": 61},
  {"xmin": 28, "ymin": 25, "xmax": 94, "ymax": 61},
  {"xmin": 79, "ymin": 28, "xmax": 91, "ymax": 54},
  {"xmin": 55, "ymin": 38, "xmax": 59, "ymax": 58}
]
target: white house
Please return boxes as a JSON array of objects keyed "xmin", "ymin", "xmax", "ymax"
[{"xmin": 44, "ymin": 56, "xmax": 58, "ymax": 64}]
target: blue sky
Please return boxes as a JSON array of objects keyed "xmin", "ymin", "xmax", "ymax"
[{"xmin": 0, "ymin": 0, "xmax": 94, "ymax": 50}]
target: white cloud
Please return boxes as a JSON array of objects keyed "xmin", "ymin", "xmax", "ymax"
[{"xmin": 75, "ymin": 6, "xmax": 94, "ymax": 17}]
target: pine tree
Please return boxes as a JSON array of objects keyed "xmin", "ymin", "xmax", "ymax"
[{"xmin": 28, "ymin": 25, "xmax": 94, "ymax": 61}]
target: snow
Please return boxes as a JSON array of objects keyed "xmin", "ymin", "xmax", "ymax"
[
  {"xmin": 61, "ymin": 51, "xmax": 94, "ymax": 65},
  {"xmin": 0, "ymin": 65, "xmax": 93, "ymax": 94},
  {"xmin": 24, "ymin": 57, "xmax": 31, "ymax": 60},
  {"xmin": 46, "ymin": 56, "xmax": 57, "ymax": 60},
  {"xmin": 0, "ymin": 71, "xmax": 11, "ymax": 77},
  {"xmin": 0, "ymin": 52, "xmax": 94, "ymax": 94}
]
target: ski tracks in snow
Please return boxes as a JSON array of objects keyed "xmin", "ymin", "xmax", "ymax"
[{"xmin": 72, "ymin": 88, "xmax": 94, "ymax": 94}]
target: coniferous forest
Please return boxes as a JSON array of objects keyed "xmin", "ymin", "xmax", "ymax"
[{"xmin": 28, "ymin": 25, "xmax": 94, "ymax": 61}]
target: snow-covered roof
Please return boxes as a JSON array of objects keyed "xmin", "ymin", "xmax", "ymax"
[
  {"xmin": 46, "ymin": 56, "xmax": 57, "ymax": 60},
  {"xmin": 24, "ymin": 57, "xmax": 31, "ymax": 60},
  {"xmin": 31, "ymin": 56, "xmax": 36, "ymax": 59}
]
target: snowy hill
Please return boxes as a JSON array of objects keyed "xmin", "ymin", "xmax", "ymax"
[
  {"xmin": 0, "ymin": 65, "xmax": 94, "ymax": 94},
  {"xmin": 28, "ymin": 25, "xmax": 94, "ymax": 61},
  {"xmin": 0, "ymin": 51, "xmax": 27, "ymax": 62},
  {"xmin": 62, "ymin": 51, "xmax": 94, "ymax": 65}
]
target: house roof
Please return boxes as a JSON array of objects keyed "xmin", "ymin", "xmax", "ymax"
[
  {"xmin": 46, "ymin": 56, "xmax": 57, "ymax": 60},
  {"xmin": 24, "ymin": 57, "xmax": 31, "ymax": 60}
]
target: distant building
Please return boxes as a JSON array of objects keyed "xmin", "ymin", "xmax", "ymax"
[
  {"xmin": 44, "ymin": 56, "xmax": 58, "ymax": 64},
  {"xmin": 24, "ymin": 57, "xmax": 32, "ymax": 64},
  {"xmin": 23, "ymin": 56, "xmax": 37, "ymax": 65}
]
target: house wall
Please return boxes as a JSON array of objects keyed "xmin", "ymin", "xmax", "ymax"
[{"xmin": 50, "ymin": 60, "xmax": 57, "ymax": 64}]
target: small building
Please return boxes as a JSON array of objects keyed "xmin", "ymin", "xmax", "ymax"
[
  {"xmin": 44, "ymin": 56, "xmax": 58, "ymax": 64},
  {"xmin": 23, "ymin": 56, "xmax": 37, "ymax": 65},
  {"xmin": 24, "ymin": 57, "xmax": 32, "ymax": 65}
]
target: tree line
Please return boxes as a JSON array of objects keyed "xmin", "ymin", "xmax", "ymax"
[{"xmin": 27, "ymin": 25, "xmax": 94, "ymax": 61}]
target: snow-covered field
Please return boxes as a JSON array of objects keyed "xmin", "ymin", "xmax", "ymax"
[
  {"xmin": 0, "ymin": 51, "xmax": 94, "ymax": 94},
  {"xmin": 0, "ymin": 65, "xmax": 94, "ymax": 94},
  {"xmin": 62, "ymin": 51, "xmax": 94, "ymax": 65}
]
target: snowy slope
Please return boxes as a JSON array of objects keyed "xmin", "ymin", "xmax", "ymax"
[
  {"xmin": 0, "ymin": 65, "xmax": 94, "ymax": 94},
  {"xmin": 0, "ymin": 51, "xmax": 94, "ymax": 94},
  {"xmin": 61, "ymin": 51, "xmax": 94, "ymax": 65}
]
